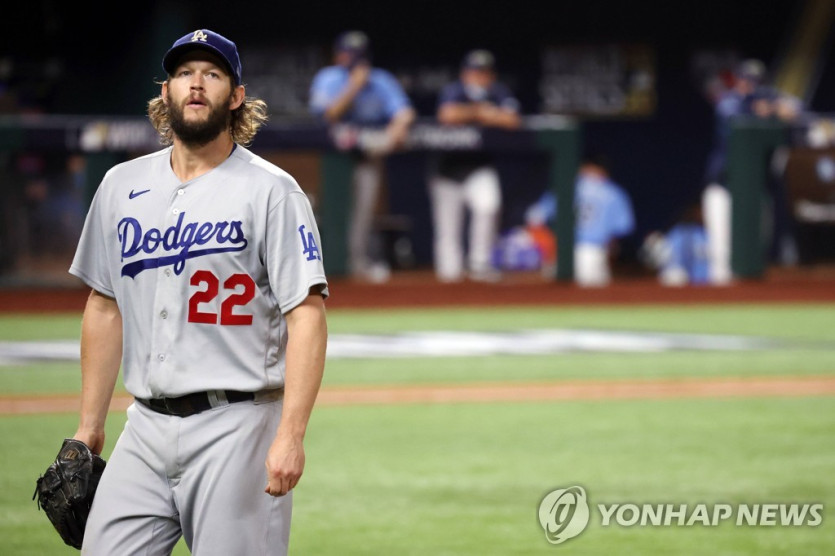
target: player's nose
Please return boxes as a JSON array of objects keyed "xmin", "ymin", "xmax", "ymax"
[{"xmin": 188, "ymin": 73, "xmax": 206, "ymax": 90}]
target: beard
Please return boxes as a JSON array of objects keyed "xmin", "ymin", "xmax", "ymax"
[{"xmin": 168, "ymin": 95, "xmax": 232, "ymax": 147}]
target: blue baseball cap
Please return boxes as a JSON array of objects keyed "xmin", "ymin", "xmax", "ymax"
[
  {"xmin": 735, "ymin": 59, "xmax": 765, "ymax": 84},
  {"xmin": 162, "ymin": 29, "xmax": 242, "ymax": 85},
  {"xmin": 462, "ymin": 49, "xmax": 495, "ymax": 71},
  {"xmin": 334, "ymin": 31, "xmax": 370, "ymax": 58}
]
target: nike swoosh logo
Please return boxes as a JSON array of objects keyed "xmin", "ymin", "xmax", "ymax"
[{"xmin": 129, "ymin": 189, "xmax": 151, "ymax": 199}]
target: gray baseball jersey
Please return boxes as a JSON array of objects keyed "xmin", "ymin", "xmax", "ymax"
[{"xmin": 70, "ymin": 144, "xmax": 329, "ymax": 399}]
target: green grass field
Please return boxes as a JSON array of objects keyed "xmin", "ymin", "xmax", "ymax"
[{"xmin": 2, "ymin": 303, "xmax": 834, "ymax": 555}]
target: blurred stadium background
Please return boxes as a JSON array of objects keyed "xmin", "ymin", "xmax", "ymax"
[
  {"xmin": 2, "ymin": 0, "xmax": 835, "ymax": 286},
  {"xmin": 2, "ymin": 1, "xmax": 835, "ymax": 555}
]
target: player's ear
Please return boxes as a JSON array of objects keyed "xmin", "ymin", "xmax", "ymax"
[
  {"xmin": 229, "ymin": 85, "xmax": 245, "ymax": 110},
  {"xmin": 161, "ymin": 81, "xmax": 170, "ymax": 105}
]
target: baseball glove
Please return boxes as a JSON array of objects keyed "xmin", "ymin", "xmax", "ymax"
[{"xmin": 33, "ymin": 438, "xmax": 106, "ymax": 550}]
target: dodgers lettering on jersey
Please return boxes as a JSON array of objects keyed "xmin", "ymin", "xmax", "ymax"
[
  {"xmin": 70, "ymin": 146, "xmax": 328, "ymax": 399},
  {"xmin": 117, "ymin": 212, "xmax": 248, "ymax": 278}
]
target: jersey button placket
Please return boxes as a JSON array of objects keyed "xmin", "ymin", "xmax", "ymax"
[{"xmin": 149, "ymin": 188, "xmax": 182, "ymax": 391}]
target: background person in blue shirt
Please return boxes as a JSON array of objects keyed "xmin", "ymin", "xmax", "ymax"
[
  {"xmin": 640, "ymin": 203, "xmax": 711, "ymax": 287},
  {"xmin": 429, "ymin": 49, "xmax": 521, "ymax": 283},
  {"xmin": 662, "ymin": 222, "xmax": 711, "ymax": 286},
  {"xmin": 525, "ymin": 154, "xmax": 636, "ymax": 286},
  {"xmin": 309, "ymin": 31, "xmax": 416, "ymax": 282}
]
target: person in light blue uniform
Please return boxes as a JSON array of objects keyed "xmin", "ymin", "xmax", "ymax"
[
  {"xmin": 640, "ymin": 202, "xmax": 711, "ymax": 286},
  {"xmin": 662, "ymin": 223, "xmax": 711, "ymax": 285},
  {"xmin": 309, "ymin": 31, "xmax": 415, "ymax": 282},
  {"xmin": 526, "ymin": 154, "xmax": 635, "ymax": 286}
]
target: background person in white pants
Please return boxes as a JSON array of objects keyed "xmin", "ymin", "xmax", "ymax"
[
  {"xmin": 700, "ymin": 59, "xmax": 801, "ymax": 284},
  {"xmin": 701, "ymin": 60, "xmax": 767, "ymax": 285},
  {"xmin": 429, "ymin": 49, "xmax": 521, "ymax": 282}
]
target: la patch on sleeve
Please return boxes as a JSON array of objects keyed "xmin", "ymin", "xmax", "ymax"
[{"xmin": 298, "ymin": 224, "xmax": 321, "ymax": 261}]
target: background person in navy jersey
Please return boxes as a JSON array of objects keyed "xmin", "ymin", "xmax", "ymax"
[
  {"xmin": 428, "ymin": 49, "xmax": 521, "ymax": 283},
  {"xmin": 700, "ymin": 59, "xmax": 802, "ymax": 284}
]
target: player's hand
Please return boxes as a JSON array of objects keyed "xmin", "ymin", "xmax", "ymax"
[
  {"xmin": 348, "ymin": 63, "xmax": 371, "ymax": 90},
  {"xmin": 72, "ymin": 428, "xmax": 105, "ymax": 456},
  {"xmin": 474, "ymin": 103, "xmax": 520, "ymax": 129},
  {"xmin": 752, "ymin": 99, "xmax": 773, "ymax": 118},
  {"xmin": 475, "ymin": 102, "xmax": 502, "ymax": 124},
  {"xmin": 776, "ymin": 97, "xmax": 800, "ymax": 121},
  {"xmin": 264, "ymin": 434, "xmax": 305, "ymax": 497},
  {"xmin": 363, "ymin": 133, "xmax": 395, "ymax": 158}
]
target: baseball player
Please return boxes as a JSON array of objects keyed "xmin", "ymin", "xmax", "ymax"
[
  {"xmin": 701, "ymin": 59, "xmax": 768, "ymax": 285},
  {"xmin": 702, "ymin": 59, "xmax": 804, "ymax": 283},
  {"xmin": 525, "ymin": 154, "xmax": 635, "ymax": 286},
  {"xmin": 309, "ymin": 30, "xmax": 416, "ymax": 282},
  {"xmin": 68, "ymin": 29, "xmax": 328, "ymax": 555},
  {"xmin": 640, "ymin": 203, "xmax": 711, "ymax": 286},
  {"xmin": 429, "ymin": 49, "xmax": 521, "ymax": 282},
  {"xmin": 661, "ymin": 221, "xmax": 711, "ymax": 286}
]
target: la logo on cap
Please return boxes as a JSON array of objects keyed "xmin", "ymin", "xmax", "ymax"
[{"xmin": 191, "ymin": 30, "xmax": 208, "ymax": 43}]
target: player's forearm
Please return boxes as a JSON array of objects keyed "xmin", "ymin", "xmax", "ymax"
[
  {"xmin": 438, "ymin": 103, "xmax": 480, "ymax": 125},
  {"xmin": 386, "ymin": 107, "xmax": 416, "ymax": 147},
  {"xmin": 278, "ymin": 293, "xmax": 327, "ymax": 439},
  {"xmin": 474, "ymin": 102, "xmax": 521, "ymax": 129},
  {"xmin": 487, "ymin": 108, "xmax": 522, "ymax": 129},
  {"xmin": 323, "ymin": 65, "xmax": 370, "ymax": 123},
  {"xmin": 77, "ymin": 290, "xmax": 123, "ymax": 435},
  {"xmin": 323, "ymin": 94, "xmax": 356, "ymax": 122},
  {"xmin": 323, "ymin": 82, "xmax": 366, "ymax": 123}
]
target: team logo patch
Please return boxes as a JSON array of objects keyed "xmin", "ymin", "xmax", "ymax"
[
  {"xmin": 118, "ymin": 212, "xmax": 248, "ymax": 278},
  {"xmin": 191, "ymin": 30, "xmax": 208, "ymax": 43},
  {"xmin": 298, "ymin": 224, "xmax": 321, "ymax": 261}
]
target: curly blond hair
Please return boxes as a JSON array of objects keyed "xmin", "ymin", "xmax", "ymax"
[{"xmin": 147, "ymin": 90, "xmax": 269, "ymax": 147}]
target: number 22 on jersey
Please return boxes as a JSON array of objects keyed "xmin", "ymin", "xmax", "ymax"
[{"xmin": 188, "ymin": 270, "xmax": 255, "ymax": 325}]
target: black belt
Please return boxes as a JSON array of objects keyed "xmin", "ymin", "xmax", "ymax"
[{"xmin": 136, "ymin": 390, "xmax": 255, "ymax": 417}]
